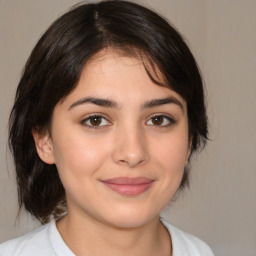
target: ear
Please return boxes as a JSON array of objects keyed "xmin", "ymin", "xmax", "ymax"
[
  {"xmin": 32, "ymin": 128, "xmax": 55, "ymax": 164},
  {"xmin": 185, "ymin": 137, "xmax": 193, "ymax": 166}
]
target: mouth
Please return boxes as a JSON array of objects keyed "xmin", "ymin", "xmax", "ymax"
[{"xmin": 100, "ymin": 177, "xmax": 155, "ymax": 196}]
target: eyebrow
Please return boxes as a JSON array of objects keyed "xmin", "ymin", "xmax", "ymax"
[
  {"xmin": 69, "ymin": 97, "xmax": 119, "ymax": 110},
  {"xmin": 68, "ymin": 96, "xmax": 184, "ymax": 111},
  {"xmin": 143, "ymin": 97, "xmax": 184, "ymax": 111}
]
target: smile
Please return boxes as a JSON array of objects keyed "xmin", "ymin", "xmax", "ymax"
[{"xmin": 100, "ymin": 177, "xmax": 155, "ymax": 196}]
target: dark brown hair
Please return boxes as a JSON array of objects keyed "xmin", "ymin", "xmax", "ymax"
[{"xmin": 9, "ymin": 0, "xmax": 208, "ymax": 224}]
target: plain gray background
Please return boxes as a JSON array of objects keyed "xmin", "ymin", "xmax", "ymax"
[{"xmin": 0, "ymin": 1, "xmax": 256, "ymax": 255}]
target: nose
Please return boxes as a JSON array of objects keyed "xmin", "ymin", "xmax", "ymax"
[{"xmin": 112, "ymin": 125, "xmax": 149, "ymax": 168}]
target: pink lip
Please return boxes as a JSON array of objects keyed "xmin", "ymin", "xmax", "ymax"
[{"xmin": 100, "ymin": 177, "xmax": 155, "ymax": 196}]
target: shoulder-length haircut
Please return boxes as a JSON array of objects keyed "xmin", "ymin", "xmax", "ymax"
[{"xmin": 9, "ymin": 0, "xmax": 208, "ymax": 224}]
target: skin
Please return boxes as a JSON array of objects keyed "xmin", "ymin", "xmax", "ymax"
[{"xmin": 34, "ymin": 49, "xmax": 192, "ymax": 256}]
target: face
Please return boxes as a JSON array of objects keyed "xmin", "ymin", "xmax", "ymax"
[{"xmin": 35, "ymin": 50, "xmax": 191, "ymax": 228}]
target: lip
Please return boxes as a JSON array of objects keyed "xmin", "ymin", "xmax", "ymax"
[{"xmin": 100, "ymin": 177, "xmax": 155, "ymax": 196}]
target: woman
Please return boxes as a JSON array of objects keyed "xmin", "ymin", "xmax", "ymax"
[{"xmin": 0, "ymin": 1, "xmax": 213, "ymax": 255}]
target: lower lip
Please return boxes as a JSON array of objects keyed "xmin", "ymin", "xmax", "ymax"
[{"xmin": 101, "ymin": 182, "xmax": 154, "ymax": 196}]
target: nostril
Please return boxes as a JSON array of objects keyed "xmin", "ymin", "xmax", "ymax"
[{"xmin": 116, "ymin": 154, "xmax": 149, "ymax": 168}]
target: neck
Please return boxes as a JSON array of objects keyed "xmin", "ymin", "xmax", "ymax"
[{"xmin": 57, "ymin": 211, "xmax": 171, "ymax": 256}]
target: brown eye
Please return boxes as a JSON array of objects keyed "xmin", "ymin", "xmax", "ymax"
[
  {"xmin": 146, "ymin": 115, "xmax": 175, "ymax": 127},
  {"xmin": 152, "ymin": 116, "xmax": 164, "ymax": 125},
  {"xmin": 89, "ymin": 116, "xmax": 102, "ymax": 126},
  {"xmin": 82, "ymin": 115, "xmax": 109, "ymax": 128}
]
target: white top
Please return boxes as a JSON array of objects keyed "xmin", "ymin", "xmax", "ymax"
[{"xmin": 0, "ymin": 218, "xmax": 214, "ymax": 255}]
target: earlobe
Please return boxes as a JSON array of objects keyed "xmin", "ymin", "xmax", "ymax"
[{"xmin": 32, "ymin": 128, "xmax": 55, "ymax": 164}]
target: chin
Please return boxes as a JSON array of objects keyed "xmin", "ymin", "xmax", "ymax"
[{"xmin": 101, "ymin": 206, "xmax": 159, "ymax": 229}]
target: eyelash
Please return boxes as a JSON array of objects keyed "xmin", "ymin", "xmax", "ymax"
[
  {"xmin": 80, "ymin": 114, "xmax": 175, "ymax": 129},
  {"xmin": 81, "ymin": 115, "xmax": 111, "ymax": 129},
  {"xmin": 146, "ymin": 115, "xmax": 175, "ymax": 127}
]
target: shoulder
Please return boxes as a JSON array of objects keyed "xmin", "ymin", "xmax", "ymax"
[
  {"xmin": 0, "ymin": 222, "xmax": 53, "ymax": 256},
  {"xmin": 161, "ymin": 218, "xmax": 214, "ymax": 256}
]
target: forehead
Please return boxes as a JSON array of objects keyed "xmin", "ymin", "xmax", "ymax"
[
  {"xmin": 85, "ymin": 47, "xmax": 167, "ymax": 84},
  {"xmin": 58, "ymin": 49, "xmax": 186, "ymax": 109}
]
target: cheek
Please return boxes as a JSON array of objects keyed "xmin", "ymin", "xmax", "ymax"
[
  {"xmin": 152, "ymin": 134, "xmax": 189, "ymax": 170},
  {"xmin": 150, "ymin": 132, "xmax": 189, "ymax": 194},
  {"xmin": 52, "ymin": 133, "xmax": 110, "ymax": 184}
]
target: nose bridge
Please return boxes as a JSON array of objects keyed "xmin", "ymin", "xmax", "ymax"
[{"xmin": 112, "ymin": 120, "xmax": 149, "ymax": 168}]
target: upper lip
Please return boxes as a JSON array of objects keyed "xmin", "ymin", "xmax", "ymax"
[{"xmin": 100, "ymin": 177, "xmax": 155, "ymax": 185}]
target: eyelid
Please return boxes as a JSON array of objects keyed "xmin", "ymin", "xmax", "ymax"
[
  {"xmin": 80, "ymin": 114, "xmax": 112, "ymax": 128},
  {"xmin": 146, "ymin": 114, "xmax": 176, "ymax": 127}
]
